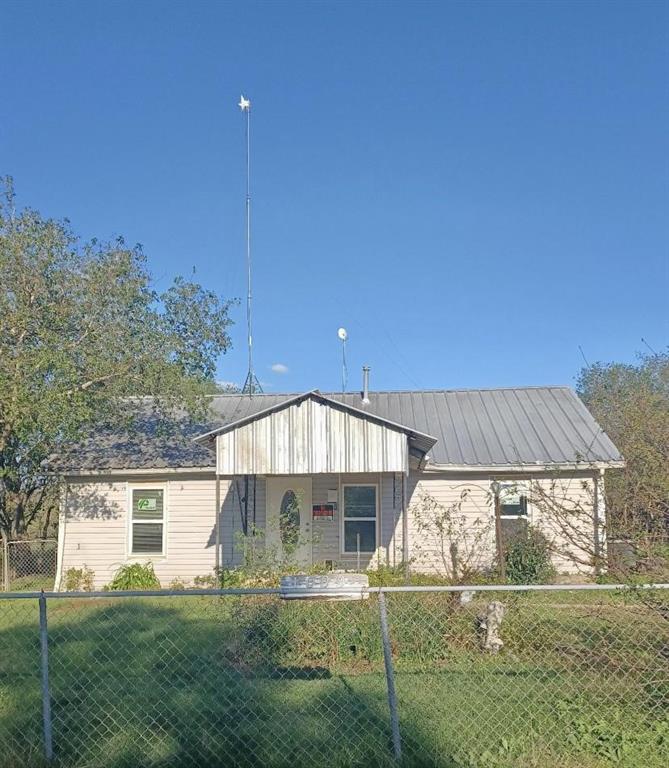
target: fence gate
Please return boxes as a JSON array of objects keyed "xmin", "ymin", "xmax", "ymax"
[{"xmin": 1, "ymin": 538, "xmax": 57, "ymax": 591}]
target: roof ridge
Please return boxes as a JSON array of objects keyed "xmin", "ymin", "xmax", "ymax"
[{"xmin": 205, "ymin": 385, "xmax": 574, "ymax": 399}]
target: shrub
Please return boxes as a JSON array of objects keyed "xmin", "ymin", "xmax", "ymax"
[
  {"xmin": 63, "ymin": 566, "xmax": 95, "ymax": 592},
  {"xmin": 168, "ymin": 577, "xmax": 188, "ymax": 590},
  {"xmin": 193, "ymin": 572, "xmax": 219, "ymax": 589},
  {"xmin": 504, "ymin": 525, "xmax": 556, "ymax": 584},
  {"xmin": 105, "ymin": 562, "xmax": 161, "ymax": 591}
]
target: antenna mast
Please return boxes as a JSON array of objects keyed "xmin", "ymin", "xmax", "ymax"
[
  {"xmin": 338, "ymin": 328, "xmax": 348, "ymax": 392},
  {"xmin": 239, "ymin": 95, "xmax": 263, "ymax": 396}
]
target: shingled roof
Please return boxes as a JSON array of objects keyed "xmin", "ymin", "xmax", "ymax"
[{"xmin": 54, "ymin": 386, "xmax": 623, "ymax": 473}]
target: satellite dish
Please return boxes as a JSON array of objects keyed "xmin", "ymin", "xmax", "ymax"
[{"xmin": 337, "ymin": 328, "xmax": 348, "ymax": 341}]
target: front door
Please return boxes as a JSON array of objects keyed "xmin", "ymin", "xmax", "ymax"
[{"xmin": 266, "ymin": 477, "xmax": 313, "ymax": 567}]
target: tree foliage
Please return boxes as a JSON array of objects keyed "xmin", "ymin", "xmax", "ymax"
[
  {"xmin": 577, "ymin": 351, "xmax": 669, "ymax": 543},
  {"xmin": 0, "ymin": 178, "xmax": 234, "ymax": 538}
]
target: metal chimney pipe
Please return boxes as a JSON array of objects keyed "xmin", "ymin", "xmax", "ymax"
[{"xmin": 362, "ymin": 366, "xmax": 370, "ymax": 404}]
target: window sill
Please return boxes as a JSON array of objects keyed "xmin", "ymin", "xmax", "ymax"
[{"xmin": 341, "ymin": 552, "xmax": 377, "ymax": 556}]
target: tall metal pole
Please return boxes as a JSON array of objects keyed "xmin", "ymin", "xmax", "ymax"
[
  {"xmin": 342, "ymin": 337, "xmax": 347, "ymax": 393},
  {"xmin": 245, "ymin": 101, "xmax": 252, "ymax": 388},
  {"xmin": 240, "ymin": 95, "xmax": 262, "ymax": 396}
]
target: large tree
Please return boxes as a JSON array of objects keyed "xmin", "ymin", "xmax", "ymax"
[
  {"xmin": 0, "ymin": 178, "xmax": 234, "ymax": 538},
  {"xmin": 577, "ymin": 351, "xmax": 669, "ymax": 546}
]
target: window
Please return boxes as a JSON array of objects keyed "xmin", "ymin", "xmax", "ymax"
[
  {"xmin": 130, "ymin": 488, "xmax": 165, "ymax": 555},
  {"xmin": 498, "ymin": 483, "xmax": 528, "ymax": 517},
  {"xmin": 497, "ymin": 482, "xmax": 528, "ymax": 544},
  {"xmin": 280, "ymin": 490, "xmax": 300, "ymax": 549},
  {"xmin": 342, "ymin": 485, "xmax": 377, "ymax": 554}
]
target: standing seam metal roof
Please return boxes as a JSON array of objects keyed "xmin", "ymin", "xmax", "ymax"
[{"xmin": 56, "ymin": 386, "xmax": 623, "ymax": 471}]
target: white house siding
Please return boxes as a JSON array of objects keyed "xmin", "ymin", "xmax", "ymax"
[
  {"xmin": 406, "ymin": 473, "xmax": 496, "ymax": 575},
  {"xmin": 59, "ymin": 474, "xmax": 218, "ymax": 589},
  {"xmin": 405, "ymin": 471, "xmax": 601, "ymax": 576},
  {"xmin": 58, "ymin": 469, "xmax": 602, "ymax": 588},
  {"xmin": 530, "ymin": 475, "xmax": 599, "ymax": 574},
  {"xmin": 307, "ymin": 473, "xmax": 402, "ymax": 569},
  {"xmin": 58, "ymin": 479, "xmax": 127, "ymax": 589}
]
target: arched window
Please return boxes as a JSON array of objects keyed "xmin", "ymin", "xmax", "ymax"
[{"xmin": 280, "ymin": 490, "xmax": 300, "ymax": 549}]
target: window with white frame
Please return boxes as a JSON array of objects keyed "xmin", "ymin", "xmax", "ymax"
[
  {"xmin": 342, "ymin": 485, "xmax": 377, "ymax": 554},
  {"xmin": 498, "ymin": 482, "xmax": 528, "ymax": 517},
  {"xmin": 498, "ymin": 482, "xmax": 529, "ymax": 542},
  {"xmin": 130, "ymin": 488, "xmax": 165, "ymax": 555}
]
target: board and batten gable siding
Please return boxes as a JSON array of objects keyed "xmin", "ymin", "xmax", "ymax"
[
  {"xmin": 60, "ymin": 475, "xmax": 218, "ymax": 590},
  {"xmin": 216, "ymin": 398, "xmax": 409, "ymax": 475}
]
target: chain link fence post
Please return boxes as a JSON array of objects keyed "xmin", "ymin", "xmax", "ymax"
[
  {"xmin": 2, "ymin": 537, "xmax": 9, "ymax": 592},
  {"xmin": 378, "ymin": 590, "xmax": 402, "ymax": 762},
  {"xmin": 39, "ymin": 591, "xmax": 54, "ymax": 762}
]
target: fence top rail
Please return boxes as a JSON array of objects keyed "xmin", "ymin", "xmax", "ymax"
[
  {"xmin": 1, "ymin": 537, "xmax": 58, "ymax": 544},
  {"xmin": 0, "ymin": 582, "xmax": 668, "ymax": 600}
]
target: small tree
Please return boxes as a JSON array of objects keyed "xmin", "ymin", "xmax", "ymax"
[{"xmin": 410, "ymin": 487, "xmax": 493, "ymax": 581}]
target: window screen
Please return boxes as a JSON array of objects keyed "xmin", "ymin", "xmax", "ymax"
[
  {"xmin": 131, "ymin": 489, "xmax": 165, "ymax": 554},
  {"xmin": 343, "ymin": 486, "xmax": 377, "ymax": 553}
]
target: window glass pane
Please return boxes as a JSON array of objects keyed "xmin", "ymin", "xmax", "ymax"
[
  {"xmin": 132, "ymin": 523, "xmax": 163, "ymax": 553},
  {"xmin": 280, "ymin": 490, "xmax": 300, "ymax": 549},
  {"xmin": 132, "ymin": 489, "xmax": 164, "ymax": 521},
  {"xmin": 344, "ymin": 486, "xmax": 376, "ymax": 518},
  {"xmin": 499, "ymin": 485, "xmax": 527, "ymax": 516},
  {"xmin": 501, "ymin": 497, "xmax": 527, "ymax": 516},
  {"xmin": 344, "ymin": 520, "xmax": 376, "ymax": 553}
]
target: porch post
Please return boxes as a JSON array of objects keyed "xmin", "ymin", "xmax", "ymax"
[
  {"xmin": 402, "ymin": 469, "xmax": 409, "ymax": 575},
  {"xmin": 215, "ymin": 474, "xmax": 221, "ymax": 573},
  {"xmin": 593, "ymin": 469, "xmax": 605, "ymax": 576}
]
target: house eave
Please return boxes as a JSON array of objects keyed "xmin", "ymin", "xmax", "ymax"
[
  {"xmin": 59, "ymin": 466, "xmax": 216, "ymax": 479},
  {"xmin": 423, "ymin": 460, "xmax": 625, "ymax": 474}
]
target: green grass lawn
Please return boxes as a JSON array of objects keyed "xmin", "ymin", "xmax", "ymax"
[{"xmin": 0, "ymin": 591, "xmax": 667, "ymax": 768}]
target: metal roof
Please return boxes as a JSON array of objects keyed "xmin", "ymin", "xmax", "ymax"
[
  {"xmin": 195, "ymin": 390, "xmax": 438, "ymax": 457},
  {"xmin": 54, "ymin": 386, "xmax": 623, "ymax": 472}
]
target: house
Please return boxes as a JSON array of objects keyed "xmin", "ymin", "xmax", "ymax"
[{"xmin": 53, "ymin": 377, "xmax": 624, "ymax": 590}]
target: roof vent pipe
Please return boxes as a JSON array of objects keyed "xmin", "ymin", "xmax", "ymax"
[{"xmin": 362, "ymin": 366, "xmax": 370, "ymax": 404}]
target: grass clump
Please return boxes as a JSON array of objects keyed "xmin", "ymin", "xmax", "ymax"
[{"xmin": 105, "ymin": 562, "xmax": 161, "ymax": 591}]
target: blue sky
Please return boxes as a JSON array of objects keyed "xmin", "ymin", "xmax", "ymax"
[{"xmin": 2, "ymin": 0, "xmax": 667, "ymax": 393}]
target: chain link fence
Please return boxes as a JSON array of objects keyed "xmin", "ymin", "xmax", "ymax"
[
  {"xmin": 0, "ymin": 538, "xmax": 57, "ymax": 592},
  {"xmin": 0, "ymin": 584, "xmax": 667, "ymax": 767}
]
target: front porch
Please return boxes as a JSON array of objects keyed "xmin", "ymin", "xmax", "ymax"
[
  {"xmin": 194, "ymin": 391, "xmax": 436, "ymax": 572},
  {"xmin": 217, "ymin": 471, "xmax": 408, "ymax": 570}
]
